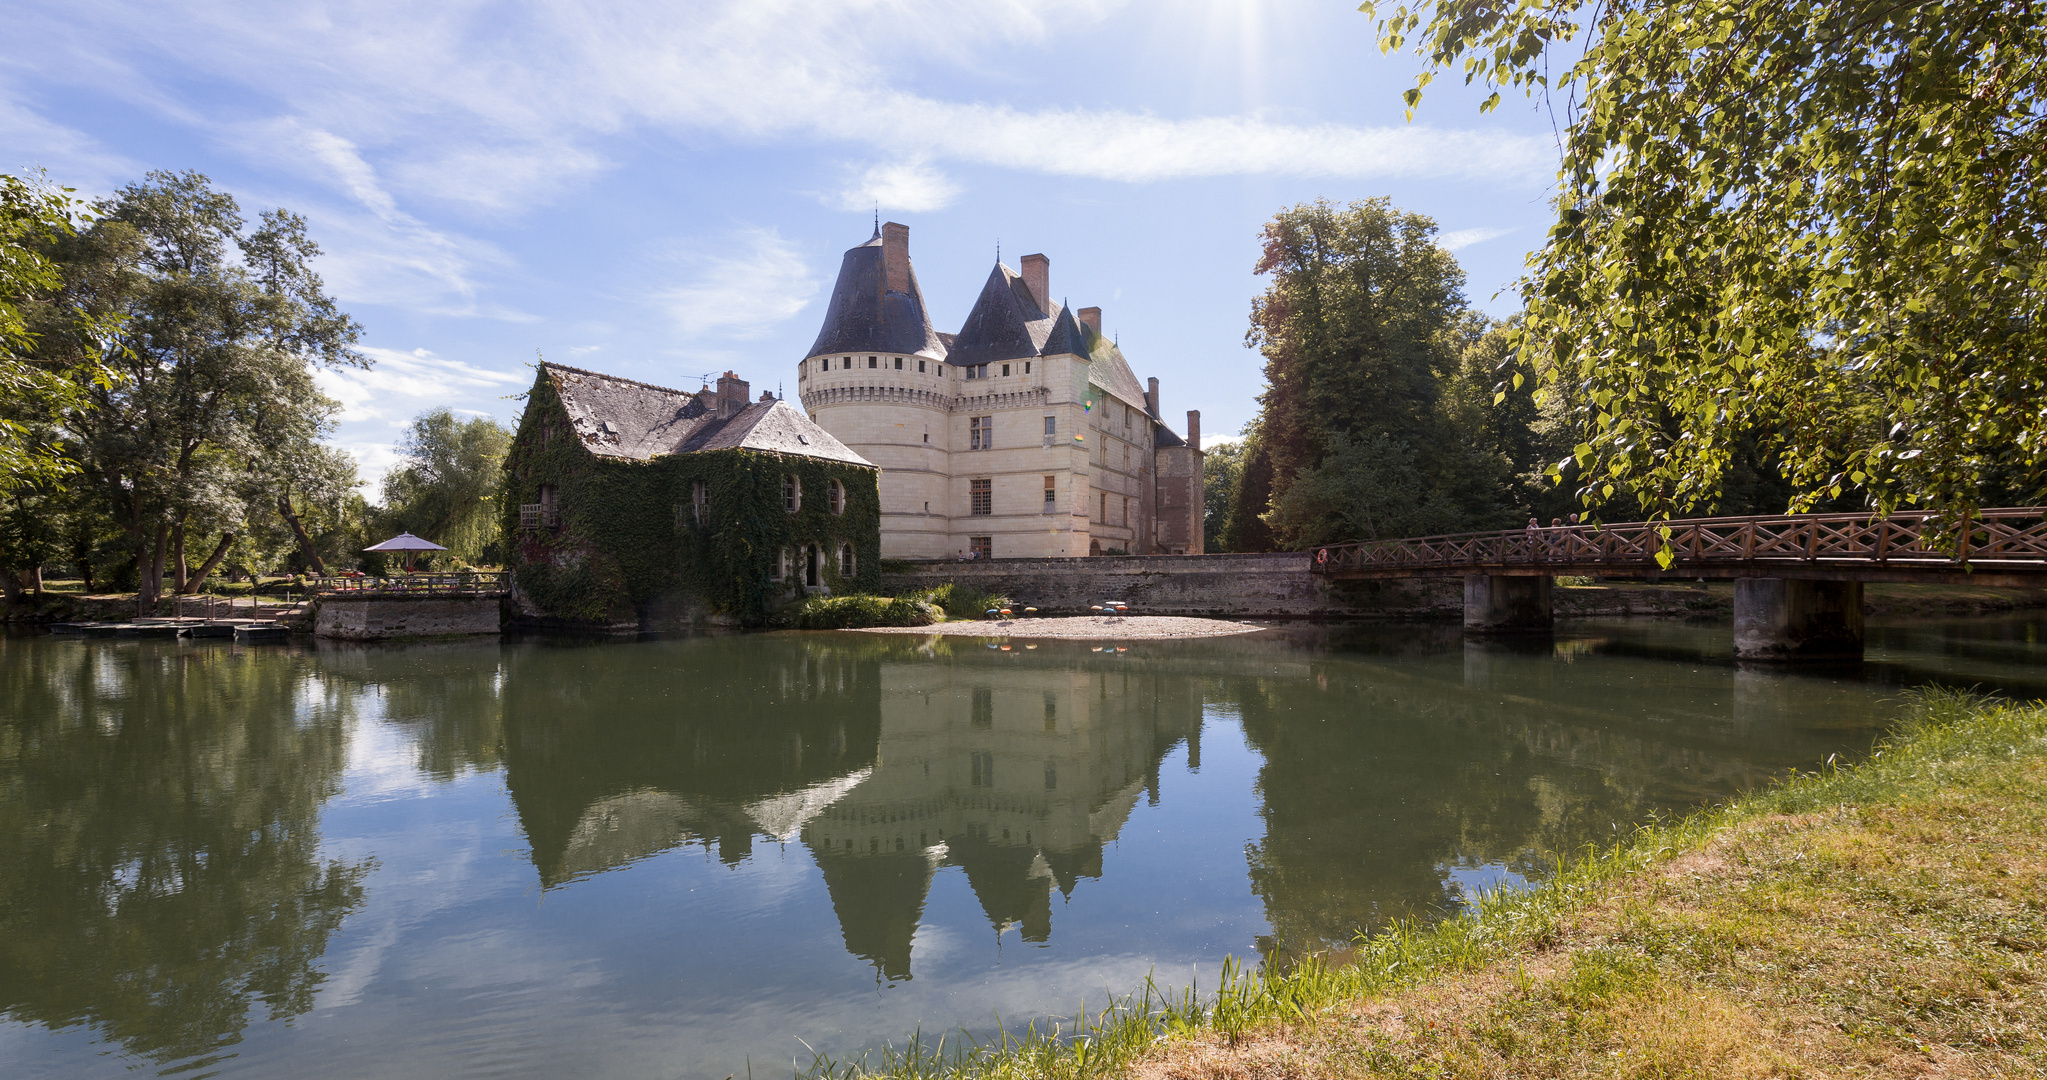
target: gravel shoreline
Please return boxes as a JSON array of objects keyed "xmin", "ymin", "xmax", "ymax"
[{"xmin": 852, "ymin": 615, "xmax": 1266, "ymax": 639}]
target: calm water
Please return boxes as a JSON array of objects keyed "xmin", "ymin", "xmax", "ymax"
[{"xmin": 3, "ymin": 616, "xmax": 2045, "ymax": 1079}]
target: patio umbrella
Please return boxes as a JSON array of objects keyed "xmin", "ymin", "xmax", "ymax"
[{"xmin": 363, "ymin": 532, "xmax": 447, "ymax": 571}]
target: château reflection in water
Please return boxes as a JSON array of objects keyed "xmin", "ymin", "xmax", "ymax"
[
  {"xmin": 495, "ymin": 636, "xmax": 1203, "ymax": 982},
  {"xmin": 6, "ymin": 616, "xmax": 2012, "ymax": 1072}
]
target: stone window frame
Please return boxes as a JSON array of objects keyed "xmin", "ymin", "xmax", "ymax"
[
  {"xmin": 970, "ymin": 478, "xmax": 992, "ymax": 516},
  {"xmin": 918, "ymin": 359, "xmax": 927, "ymax": 373},
  {"xmin": 839, "ymin": 543, "xmax": 856, "ymax": 577},
  {"xmin": 1042, "ymin": 475, "xmax": 1056, "ymax": 513},
  {"xmin": 969, "ymin": 535, "xmax": 993, "ymax": 560},
  {"xmin": 784, "ymin": 475, "xmax": 801, "ymax": 513},
  {"xmin": 828, "ymin": 479, "xmax": 845, "ymax": 515},
  {"xmin": 868, "ymin": 356, "xmax": 878, "ymax": 368},
  {"xmin": 969, "ymin": 415, "xmax": 993, "ymax": 450}
]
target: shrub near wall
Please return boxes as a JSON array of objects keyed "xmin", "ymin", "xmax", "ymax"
[{"xmin": 502, "ymin": 375, "xmax": 880, "ymax": 628}]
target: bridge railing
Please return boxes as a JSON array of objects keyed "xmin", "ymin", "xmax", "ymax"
[
  {"xmin": 1312, "ymin": 508, "xmax": 2047, "ymax": 573},
  {"xmin": 311, "ymin": 571, "xmax": 510, "ymax": 596}
]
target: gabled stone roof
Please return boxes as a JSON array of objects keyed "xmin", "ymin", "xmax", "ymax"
[
  {"xmin": 1082, "ymin": 327, "xmax": 1153, "ymax": 413},
  {"xmin": 543, "ymin": 363, "xmax": 873, "ymax": 467},
  {"xmin": 678, "ymin": 398, "xmax": 872, "ymax": 466},
  {"xmin": 807, "ymin": 234, "xmax": 947, "ymax": 361},
  {"xmin": 948, "ymin": 263, "xmax": 1058, "ymax": 366}
]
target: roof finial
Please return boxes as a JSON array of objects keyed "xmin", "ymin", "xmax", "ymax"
[
  {"xmin": 872, "ymin": 204, "xmax": 880, "ymax": 239},
  {"xmin": 995, "ymin": 238, "xmax": 1000, "ymax": 264}
]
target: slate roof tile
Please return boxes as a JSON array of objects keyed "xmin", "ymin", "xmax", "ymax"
[{"xmin": 544, "ymin": 363, "xmax": 872, "ymax": 467}]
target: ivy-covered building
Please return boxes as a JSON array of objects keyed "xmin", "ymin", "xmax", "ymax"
[{"xmin": 504, "ymin": 363, "xmax": 880, "ymax": 628}]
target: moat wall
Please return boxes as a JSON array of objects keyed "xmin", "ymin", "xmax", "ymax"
[
  {"xmin": 881, "ymin": 553, "xmax": 1462, "ymax": 620},
  {"xmin": 314, "ymin": 596, "xmax": 503, "ymax": 640}
]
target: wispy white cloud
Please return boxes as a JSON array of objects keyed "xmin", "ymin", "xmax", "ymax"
[
  {"xmin": 316, "ymin": 346, "xmax": 528, "ymax": 486},
  {"xmin": 1440, "ymin": 226, "xmax": 1515, "ymax": 251},
  {"xmin": 831, "ymin": 158, "xmax": 961, "ymax": 213},
  {"xmin": 654, "ymin": 227, "xmax": 818, "ymax": 340},
  {"xmin": 4, "ymin": 0, "xmax": 1547, "ymax": 225}
]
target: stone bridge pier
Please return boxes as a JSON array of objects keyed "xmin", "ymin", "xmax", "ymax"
[
  {"xmin": 1463, "ymin": 574, "xmax": 1553, "ymax": 634},
  {"xmin": 1733, "ymin": 578, "xmax": 1864, "ymax": 661}
]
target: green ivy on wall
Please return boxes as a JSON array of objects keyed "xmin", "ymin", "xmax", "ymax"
[{"xmin": 501, "ymin": 370, "xmax": 881, "ymax": 628}]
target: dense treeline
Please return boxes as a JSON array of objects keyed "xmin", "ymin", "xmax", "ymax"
[
  {"xmin": 1214, "ymin": 198, "xmax": 1815, "ymax": 552},
  {"xmin": 0, "ymin": 170, "xmax": 510, "ymax": 609}
]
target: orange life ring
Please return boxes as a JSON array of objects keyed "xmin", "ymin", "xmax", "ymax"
[{"xmin": 1316, "ymin": 548, "xmax": 1329, "ymax": 564}]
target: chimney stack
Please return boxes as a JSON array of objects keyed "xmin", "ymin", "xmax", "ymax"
[
  {"xmin": 1020, "ymin": 253, "xmax": 1050, "ymax": 313},
  {"xmin": 881, "ymin": 222, "xmax": 911, "ymax": 295},
  {"xmin": 1186, "ymin": 410, "xmax": 1201, "ymax": 452},
  {"xmin": 717, "ymin": 370, "xmax": 750, "ymax": 418},
  {"xmin": 1146, "ymin": 377, "xmax": 1160, "ymax": 417},
  {"xmin": 1078, "ymin": 306, "xmax": 1102, "ymax": 335}
]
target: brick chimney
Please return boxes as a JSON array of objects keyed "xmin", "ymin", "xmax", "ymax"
[
  {"xmin": 1021, "ymin": 253, "xmax": 1049, "ymax": 313},
  {"xmin": 1146, "ymin": 377, "xmax": 1160, "ymax": 417},
  {"xmin": 882, "ymin": 222, "xmax": 910, "ymax": 295},
  {"xmin": 716, "ymin": 371, "xmax": 750, "ymax": 418},
  {"xmin": 1186, "ymin": 410, "xmax": 1201, "ymax": 452},
  {"xmin": 1078, "ymin": 306, "xmax": 1102, "ymax": 335}
]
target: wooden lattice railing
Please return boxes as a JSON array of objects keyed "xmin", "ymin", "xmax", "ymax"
[
  {"xmin": 1310, "ymin": 508, "xmax": 2047, "ymax": 575},
  {"xmin": 311, "ymin": 571, "xmax": 510, "ymax": 596}
]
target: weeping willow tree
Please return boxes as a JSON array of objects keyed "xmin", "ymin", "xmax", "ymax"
[
  {"xmin": 378, "ymin": 408, "xmax": 511, "ymax": 568},
  {"xmin": 1366, "ymin": 0, "xmax": 2047, "ymax": 537}
]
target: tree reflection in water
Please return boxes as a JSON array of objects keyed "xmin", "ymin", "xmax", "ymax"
[{"xmin": 0, "ymin": 637, "xmax": 370, "ymax": 1070}]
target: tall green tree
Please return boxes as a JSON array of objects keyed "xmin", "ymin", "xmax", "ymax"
[
  {"xmin": 1367, "ymin": 0, "xmax": 2047, "ymax": 532},
  {"xmin": 1225, "ymin": 198, "xmax": 1487, "ymax": 548},
  {"xmin": 378, "ymin": 408, "xmax": 511, "ymax": 568},
  {"xmin": 0, "ymin": 172, "xmax": 119, "ymax": 496},
  {"xmin": 1201, "ymin": 439, "xmax": 1246, "ymax": 552},
  {"xmin": 35, "ymin": 171, "xmax": 364, "ymax": 610}
]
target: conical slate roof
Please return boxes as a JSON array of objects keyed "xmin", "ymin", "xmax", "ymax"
[
  {"xmin": 807, "ymin": 233, "xmax": 947, "ymax": 360},
  {"xmin": 948, "ymin": 262, "xmax": 1058, "ymax": 366}
]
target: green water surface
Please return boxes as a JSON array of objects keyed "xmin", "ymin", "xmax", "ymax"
[{"xmin": 2, "ymin": 616, "xmax": 2041, "ymax": 1078}]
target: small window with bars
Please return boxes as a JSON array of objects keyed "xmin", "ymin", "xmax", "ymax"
[
  {"xmin": 1042, "ymin": 476, "xmax": 1056, "ymax": 513},
  {"xmin": 970, "ymin": 535, "xmax": 992, "ymax": 560},
  {"xmin": 970, "ymin": 478, "xmax": 992, "ymax": 516},
  {"xmin": 970, "ymin": 416, "xmax": 993, "ymax": 450}
]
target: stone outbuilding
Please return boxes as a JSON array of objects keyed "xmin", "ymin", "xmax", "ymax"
[{"xmin": 503, "ymin": 363, "xmax": 879, "ymax": 628}]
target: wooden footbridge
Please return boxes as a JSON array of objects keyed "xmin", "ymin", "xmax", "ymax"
[
  {"xmin": 1310, "ymin": 508, "xmax": 2047, "ymax": 586},
  {"xmin": 1307, "ymin": 508, "xmax": 2047, "ymax": 660}
]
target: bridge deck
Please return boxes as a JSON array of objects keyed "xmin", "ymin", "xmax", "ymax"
[{"xmin": 1311, "ymin": 509, "xmax": 2047, "ymax": 586}]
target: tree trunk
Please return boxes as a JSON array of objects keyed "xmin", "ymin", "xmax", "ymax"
[
  {"xmin": 138, "ymin": 522, "xmax": 169, "ymax": 616},
  {"xmin": 180, "ymin": 532, "xmax": 234, "ymax": 594},
  {"xmin": 171, "ymin": 522, "xmax": 188, "ymax": 594},
  {"xmin": 0, "ymin": 569, "xmax": 20, "ymax": 605},
  {"xmin": 277, "ymin": 493, "xmax": 328, "ymax": 576},
  {"xmin": 25, "ymin": 565, "xmax": 42, "ymax": 596}
]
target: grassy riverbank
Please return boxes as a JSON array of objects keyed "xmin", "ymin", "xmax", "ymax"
[{"xmin": 823, "ymin": 689, "xmax": 2047, "ymax": 1080}]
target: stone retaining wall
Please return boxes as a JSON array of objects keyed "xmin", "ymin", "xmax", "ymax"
[
  {"xmin": 314, "ymin": 596, "xmax": 503, "ymax": 640},
  {"xmin": 882, "ymin": 553, "xmax": 1462, "ymax": 620}
]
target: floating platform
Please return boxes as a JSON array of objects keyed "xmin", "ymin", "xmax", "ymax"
[
  {"xmin": 116, "ymin": 624, "xmax": 181, "ymax": 638},
  {"xmin": 233, "ymin": 624, "xmax": 290, "ymax": 644},
  {"xmin": 182, "ymin": 623, "xmax": 237, "ymax": 638},
  {"xmin": 46, "ymin": 623, "xmax": 87, "ymax": 634}
]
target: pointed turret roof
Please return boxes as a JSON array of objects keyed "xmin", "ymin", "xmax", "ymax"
[
  {"xmin": 1038, "ymin": 301, "xmax": 1090, "ymax": 358},
  {"xmin": 807, "ymin": 234, "xmax": 947, "ymax": 360},
  {"xmin": 948, "ymin": 262, "xmax": 1059, "ymax": 366}
]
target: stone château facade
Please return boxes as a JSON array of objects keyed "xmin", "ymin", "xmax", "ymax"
[{"xmin": 797, "ymin": 223, "xmax": 1204, "ymax": 560}]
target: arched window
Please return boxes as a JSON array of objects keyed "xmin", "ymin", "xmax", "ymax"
[
  {"xmin": 839, "ymin": 543, "xmax": 856, "ymax": 577},
  {"xmin": 784, "ymin": 475, "xmax": 801, "ymax": 513},
  {"xmin": 828, "ymin": 479, "xmax": 844, "ymax": 515}
]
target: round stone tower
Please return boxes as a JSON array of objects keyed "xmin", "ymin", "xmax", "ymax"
[{"xmin": 796, "ymin": 223, "xmax": 955, "ymax": 559}]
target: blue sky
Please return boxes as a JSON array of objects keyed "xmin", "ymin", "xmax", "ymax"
[{"xmin": 4, "ymin": 0, "xmax": 1562, "ymax": 487}]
